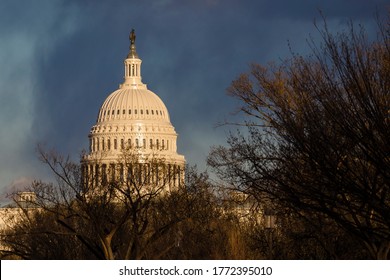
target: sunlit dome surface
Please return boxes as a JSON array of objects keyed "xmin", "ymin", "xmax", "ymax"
[{"xmin": 97, "ymin": 87, "xmax": 170, "ymax": 124}]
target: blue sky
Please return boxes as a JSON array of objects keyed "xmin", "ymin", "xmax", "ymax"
[{"xmin": 0, "ymin": 0, "xmax": 387, "ymax": 200}]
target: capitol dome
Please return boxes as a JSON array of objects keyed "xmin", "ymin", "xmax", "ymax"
[
  {"xmin": 96, "ymin": 87, "xmax": 170, "ymax": 124},
  {"xmin": 83, "ymin": 30, "xmax": 185, "ymax": 189}
]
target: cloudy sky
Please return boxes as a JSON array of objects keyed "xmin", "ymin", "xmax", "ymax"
[{"xmin": 0, "ymin": 0, "xmax": 387, "ymax": 200}]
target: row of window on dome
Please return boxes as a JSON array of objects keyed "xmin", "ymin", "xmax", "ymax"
[
  {"xmin": 101, "ymin": 108, "xmax": 165, "ymax": 118},
  {"xmin": 90, "ymin": 137, "xmax": 170, "ymax": 153}
]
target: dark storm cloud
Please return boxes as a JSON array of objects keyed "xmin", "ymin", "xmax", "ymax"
[
  {"xmin": 252, "ymin": 0, "xmax": 387, "ymax": 20},
  {"xmin": 0, "ymin": 0, "xmax": 82, "ymax": 198},
  {"xmin": 0, "ymin": 0, "xmax": 387, "ymax": 197}
]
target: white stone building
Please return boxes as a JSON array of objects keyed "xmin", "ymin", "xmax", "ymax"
[
  {"xmin": 0, "ymin": 192, "xmax": 39, "ymax": 253},
  {"xmin": 81, "ymin": 29, "xmax": 186, "ymax": 191}
]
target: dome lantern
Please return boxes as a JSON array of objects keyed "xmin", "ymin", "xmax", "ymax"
[{"xmin": 122, "ymin": 29, "xmax": 144, "ymax": 89}]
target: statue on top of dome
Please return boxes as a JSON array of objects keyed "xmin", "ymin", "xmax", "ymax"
[
  {"xmin": 130, "ymin": 29, "xmax": 136, "ymax": 45},
  {"xmin": 127, "ymin": 29, "xmax": 138, "ymax": 59}
]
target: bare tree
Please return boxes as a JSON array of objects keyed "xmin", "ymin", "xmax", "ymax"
[
  {"xmin": 0, "ymin": 208, "xmax": 94, "ymax": 259},
  {"xmin": 1, "ymin": 151, "xmax": 259, "ymax": 259},
  {"xmin": 3, "ymin": 145, "xmax": 253, "ymax": 260},
  {"xmin": 1, "ymin": 145, "xmax": 186, "ymax": 259},
  {"xmin": 208, "ymin": 16, "xmax": 390, "ymax": 259},
  {"xmin": 147, "ymin": 168, "xmax": 255, "ymax": 260}
]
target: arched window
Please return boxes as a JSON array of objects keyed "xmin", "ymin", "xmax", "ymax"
[
  {"xmin": 107, "ymin": 139, "xmax": 111, "ymax": 150},
  {"xmin": 114, "ymin": 139, "xmax": 117, "ymax": 150}
]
